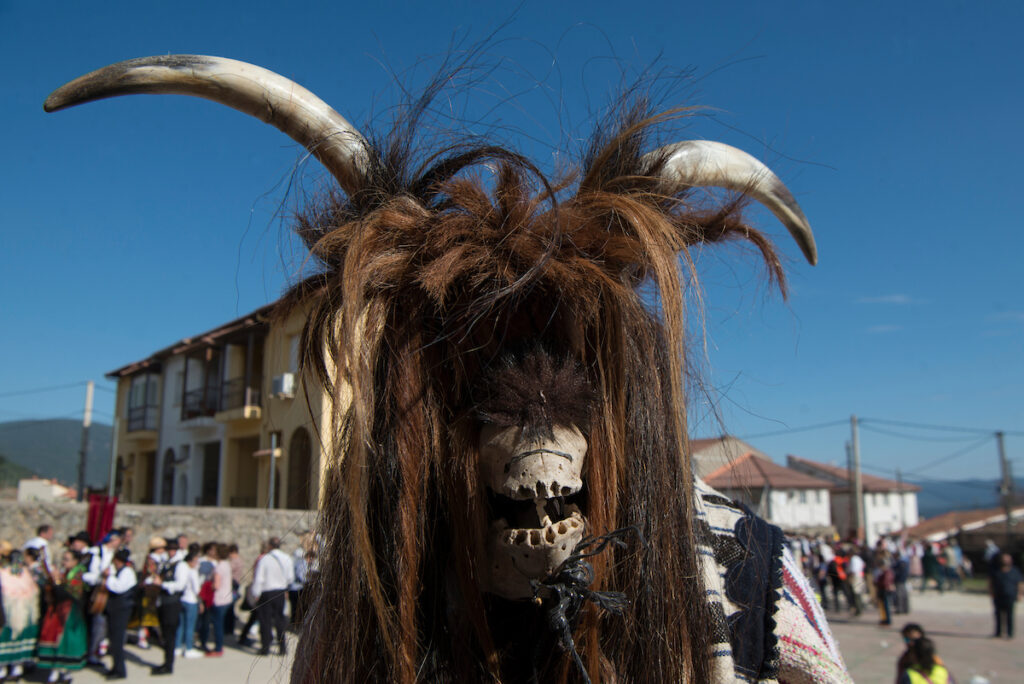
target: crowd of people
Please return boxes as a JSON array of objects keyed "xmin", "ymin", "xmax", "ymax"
[
  {"xmin": 3, "ymin": 520, "xmax": 1018, "ymax": 681},
  {"xmin": 791, "ymin": 533, "xmax": 1022, "ymax": 682},
  {"xmin": 0, "ymin": 524, "xmax": 318, "ymax": 681},
  {"xmin": 789, "ymin": 535, "xmax": 979, "ymax": 625}
]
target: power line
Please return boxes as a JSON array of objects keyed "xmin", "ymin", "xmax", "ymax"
[
  {"xmin": 861, "ymin": 417, "xmax": 1024, "ymax": 437},
  {"xmin": 859, "ymin": 423, "xmax": 985, "ymax": 443},
  {"xmin": 904, "ymin": 436, "xmax": 994, "ymax": 476},
  {"xmin": 0, "ymin": 381, "xmax": 90, "ymax": 399},
  {"xmin": 861, "ymin": 463, "xmax": 1003, "ymax": 491},
  {"xmin": 0, "ymin": 410, "xmax": 96, "ymax": 434},
  {"xmin": 738, "ymin": 419, "xmax": 849, "ymax": 440}
]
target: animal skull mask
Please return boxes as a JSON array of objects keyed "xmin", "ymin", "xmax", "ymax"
[
  {"xmin": 480, "ymin": 423, "xmax": 587, "ymax": 599},
  {"xmin": 472, "ymin": 348, "xmax": 596, "ymax": 599}
]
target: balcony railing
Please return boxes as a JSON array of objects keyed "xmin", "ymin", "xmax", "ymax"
[
  {"xmin": 181, "ymin": 377, "xmax": 261, "ymax": 421},
  {"xmin": 182, "ymin": 386, "xmax": 220, "ymax": 420},
  {"xmin": 126, "ymin": 405, "xmax": 159, "ymax": 432},
  {"xmin": 220, "ymin": 377, "xmax": 261, "ymax": 412}
]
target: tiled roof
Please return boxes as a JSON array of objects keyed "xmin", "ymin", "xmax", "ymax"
[
  {"xmin": 903, "ymin": 505, "xmax": 1024, "ymax": 540},
  {"xmin": 106, "ymin": 302, "xmax": 275, "ymax": 378},
  {"xmin": 704, "ymin": 453, "xmax": 834, "ymax": 490},
  {"xmin": 786, "ymin": 455, "xmax": 921, "ymax": 493}
]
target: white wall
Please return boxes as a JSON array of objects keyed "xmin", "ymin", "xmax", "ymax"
[
  {"xmin": 717, "ymin": 487, "xmax": 832, "ymax": 531},
  {"xmin": 768, "ymin": 488, "xmax": 832, "ymax": 530},
  {"xmin": 864, "ymin": 491, "xmax": 920, "ymax": 546},
  {"xmin": 830, "ymin": 490, "xmax": 920, "ymax": 546}
]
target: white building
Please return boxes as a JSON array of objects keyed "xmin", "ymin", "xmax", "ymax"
[
  {"xmin": 17, "ymin": 478, "xmax": 76, "ymax": 504},
  {"xmin": 786, "ymin": 455, "xmax": 920, "ymax": 546},
  {"xmin": 703, "ymin": 452, "xmax": 834, "ymax": 534}
]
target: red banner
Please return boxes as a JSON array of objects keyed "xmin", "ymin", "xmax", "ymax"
[{"xmin": 86, "ymin": 493, "xmax": 118, "ymax": 544}]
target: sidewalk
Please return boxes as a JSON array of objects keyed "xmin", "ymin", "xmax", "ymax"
[
  {"xmin": 19, "ymin": 637, "xmax": 294, "ymax": 683},
  {"xmin": 828, "ymin": 590, "xmax": 1024, "ymax": 682}
]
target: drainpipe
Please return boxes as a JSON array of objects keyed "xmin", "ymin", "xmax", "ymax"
[{"xmin": 267, "ymin": 431, "xmax": 278, "ymax": 510}]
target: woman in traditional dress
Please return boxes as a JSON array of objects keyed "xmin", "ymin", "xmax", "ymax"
[
  {"xmin": 129, "ymin": 540, "xmax": 164, "ymax": 649},
  {"xmin": 37, "ymin": 549, "xmax": 89, "ymax": 683},
  {"xmin": 0, "ymin": 547, "xmax": 41, "ymax": 681}
]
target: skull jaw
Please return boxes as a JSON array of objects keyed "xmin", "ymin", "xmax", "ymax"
[{"xmin": 483, "ymin": 508, "xmax": 586, "ymax": 600}]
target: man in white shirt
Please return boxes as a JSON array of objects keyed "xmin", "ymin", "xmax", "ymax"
[
  {"xmin": 23, "ymin": 524, "xmax": 54, "ymax": 568},
  {"xmin": 104, "ymin": 548, "xmax": 138, "ymax": 679},
  {"xmin": 250, "ymin": 537, "xmax": 295, "ymax": 656},
  {"xmin": 150, "ymin": 541, "xmax": 190, "ymax": 675}
]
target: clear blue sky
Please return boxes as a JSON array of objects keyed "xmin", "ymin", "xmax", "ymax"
[{"xmin": 2, "ymin": 1, "xmax": 1021, "ymax": 484}]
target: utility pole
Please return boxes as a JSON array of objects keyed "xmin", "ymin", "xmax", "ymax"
[
  {"xmin": 851, "ymin": 415, "xmax": 865, "ymax": 544},
  {"xmin": 845, "ymin": 441, "xmax": 854, "ymax": 539},
  {"xmin": 896, "ymin": 467, "xmax": 906, "ymax": 532},
  {"xmin": 997, "ymin": 431, "xmax": 1014, "ymax": 549},
  {"xmin": 76, "ymin": 381, "xmax": 94, "ymax": 502}
]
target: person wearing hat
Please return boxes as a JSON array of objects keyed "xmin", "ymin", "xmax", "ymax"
[
  {"xmin": 67, "ymin": 532, "xmax": 91, "ymax": 555},
  {"xmin": 149, "ymin": 539, "xmax": 189, "ymax": 675},
  {"xmin": 103, "ymin": 548, "xmax": 137, "ymax": 679}
]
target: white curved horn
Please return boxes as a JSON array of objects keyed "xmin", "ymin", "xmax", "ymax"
[
  {"xmin": 45, "ymin": 55, "xmax": 370, "ymax": 195},
  {"xmin": 651, "ymin": 140, "xmax": 817, "ymax": 265}
]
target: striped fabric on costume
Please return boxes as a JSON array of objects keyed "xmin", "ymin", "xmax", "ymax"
[{"xmin": 694, "ymin": 479, "xmax": 852, "ymax": 683}]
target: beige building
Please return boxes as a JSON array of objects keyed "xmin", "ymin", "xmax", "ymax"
[
  {"xmin": 107, "ymin": 303, "xmax": 330, "ymax": 510},
  {"xmin": 689, "ymin": 435, "xmax": 773, "ymax": 479}
]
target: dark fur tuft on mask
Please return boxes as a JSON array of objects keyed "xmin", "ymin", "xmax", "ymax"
[{"xmin": 474, "ymin": 348, "xmax": 594, "ymax": 441}]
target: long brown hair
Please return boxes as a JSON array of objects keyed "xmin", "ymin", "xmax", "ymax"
[{"xmin": 286, "ymin": 95, "xmax": 785, "ymax": 683}]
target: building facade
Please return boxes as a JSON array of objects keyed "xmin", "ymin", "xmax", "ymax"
[
  {"xmin": 786, "ymin": 455, "xmax": 920, "ymax": 546},
  {"xmin": 108, "ymin": 303, "xmax": 329, "ymax": 510},
  {"xmin": 703, "ymin": 452, "xmax": 834, "ymax": 534}
]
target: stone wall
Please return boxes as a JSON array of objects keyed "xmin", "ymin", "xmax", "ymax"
[{"xmin": 0, "ymin": 501, "xmax": 317, "ymax": 567}]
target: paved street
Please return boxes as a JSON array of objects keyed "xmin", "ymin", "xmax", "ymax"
[
  {"xmin": 829, "ymin": 590, "xmax": 1024, "ymax": 683},
  {"xmin": 12, "ymin": 590, "xmax": 1024, "ymax": 682},
  {"xmin": 19, "ymin": 637, "xmax": 295, "ymax": 683}
]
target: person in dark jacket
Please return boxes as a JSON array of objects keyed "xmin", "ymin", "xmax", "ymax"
[{"xmin": 990, "ymin": 553, "xmax": 1023, "ymax": 639}]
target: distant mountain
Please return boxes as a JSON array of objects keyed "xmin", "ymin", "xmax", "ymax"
[
  {"xmin": 909, "ymin": 477, "xmax": 1024, "ymax": 519},
  {"xmin": 0, "ymin": 452, "xmax": 37, "ymax": 486},
  {"xmin": 0, "ymin": 419, "xmax": 113, "ymax": 488}
]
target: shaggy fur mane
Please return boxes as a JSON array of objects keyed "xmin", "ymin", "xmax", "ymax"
[
  {"xmin": 473, "ymin": 347, "xmax": 595, "ymax": 441},
  {"xmin": 284, "ymin": 90, "xmax": 787, "ymax": 684}
]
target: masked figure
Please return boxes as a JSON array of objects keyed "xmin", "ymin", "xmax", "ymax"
[{"xmin": 47, "ymin": 55, "xmax": 850, "ymax": 683}]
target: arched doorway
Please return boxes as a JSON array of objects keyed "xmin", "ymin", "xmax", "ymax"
[
  {"xmin": 287, "ymin": 428, "xmax": 312, "ymax": 509},
  {"xmin": 161, "ymin": 449, "xmax": 175, "ymax": 504}
]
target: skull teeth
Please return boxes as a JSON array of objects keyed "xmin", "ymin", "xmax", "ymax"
[
  {"xmin": 535, "ymin": 499, "xmax": 552, "ymax": 528},
  {"xmin": 497, "ymin": 506, "xmax": 583, "ymax": 547}
]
